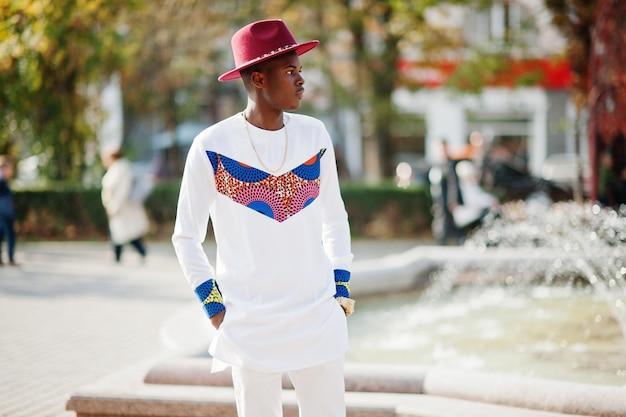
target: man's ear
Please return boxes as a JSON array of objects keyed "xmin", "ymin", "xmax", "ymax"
[{"xmin": 251, "ymin": 71, "xmax": 265, "ymax": 89}]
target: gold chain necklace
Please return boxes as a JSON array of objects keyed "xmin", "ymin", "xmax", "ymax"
[{"xmin": 242, "ymin": 112, "xmax": 288, "ymax": 175}]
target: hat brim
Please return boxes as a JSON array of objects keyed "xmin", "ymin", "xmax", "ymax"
[{"xmin": 218, "ymin": 40, "xmax": 319, "ymax": 82}]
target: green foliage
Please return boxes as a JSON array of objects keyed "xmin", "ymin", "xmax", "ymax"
[
  {"xmin": 258, "ymin": 0, "xmax": 484, "ymax": 178},
  {"xmin": 13, "ymin": 185, "xmax": 108, "ymax": 239},
  {"xmin": 515, "ymin": 70, "xmax": 544, "ymax": 87},
  {"xmin": 13, "ymin": 181, "xmax": 432, "ymax": 240},
  {"xmin": 0, "ymin": 0, "xmax": 133, "ymax": 180},
  {"xmin": 1, "ymin": 0, "xmax": 522, "ymax": 184},
  {"xmin": 445, "ymin": 50, "xmax": 508, "ymax": 93},
  {"xmin": 341, "ymin": 181, "xmax": 432, "ymax": 238},
  {"xmin": 143, "ymin": 179, "xmax": 180, "ymax": 238},
  {"xmin": 119, "ymin": 1, "xmax": 236, "ymax": 128}
]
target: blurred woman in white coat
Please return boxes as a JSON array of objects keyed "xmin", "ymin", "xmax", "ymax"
[{"xmin": 101, "ymin": 149, "xmax": 149, "ymax": 263}]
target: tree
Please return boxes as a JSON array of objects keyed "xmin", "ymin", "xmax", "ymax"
[
  {"xmin": 258, "ymin": 0, "xmax": 485, "ymax": 181},
  {"xmin": 545, "ymin": 0, "xmax": 625, "ymax": 202},
  {"xmin": 329, "ymin": 0, "xmax": 474, "ymax": 181},
  {"xmin": 588, "ymin": 0, "xmax": 625, "ymax": 204},
  {"xmin": 119, "ymin": 1, "xmax": 240, "ymax": 129},
  {"xmin": 0, "ymin": 0, "xmax": 132, "ymax": 182},
  {"xmin": 118, "ymin": 0, "xmax": 238, "ymax": 176}
]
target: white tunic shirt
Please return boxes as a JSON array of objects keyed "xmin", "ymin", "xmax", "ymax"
[{"xmin": 172, "ymin": 112, "xmax": 353, "ymax": 373}]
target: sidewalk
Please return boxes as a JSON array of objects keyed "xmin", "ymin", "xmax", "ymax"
[{"xmin": 0, "ymin": 238, "xmax": 425, "ymax": 417}]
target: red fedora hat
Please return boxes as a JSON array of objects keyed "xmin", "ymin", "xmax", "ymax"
[{"xmin": 218, "ymin": 19, "xmax": 319, "ymax": 82}]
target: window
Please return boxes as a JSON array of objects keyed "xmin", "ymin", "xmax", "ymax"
[{"xmin": 464, "ymin": 1, "xmax": 530, "ymax": 47}]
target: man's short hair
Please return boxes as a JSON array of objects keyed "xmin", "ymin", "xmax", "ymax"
[
  {"xmin": 240, "ymin": 63, "xmax": 263, "ymax": 90},
  {"xmin": 240, "ymin": 63, "xmax": 262, "ymax": 81},
  {"xmin": 239, "ymin": 50, "xmax": 298, "ymax": 90}
]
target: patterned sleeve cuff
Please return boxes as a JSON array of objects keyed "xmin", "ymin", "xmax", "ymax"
[
  {"xmin": 333, "ymin": 269, "xmax": 351, "ymax": 298},
  {"xmin": 194, "ymin": 279, "xmax": 225, "ymax": 318}
]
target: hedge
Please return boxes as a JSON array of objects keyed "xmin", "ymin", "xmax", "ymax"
[{"xmin": 12, "ymin": 181, "xmax": 432, "ymax": 240}]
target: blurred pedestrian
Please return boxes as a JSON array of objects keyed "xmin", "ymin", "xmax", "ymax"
[
  {"xmin": 101, "ymin": 149, "xmax": 149, "ymax": 263},
  {"xmin": 0, "ymin": 156, "xmax": 17, "ymax": 266},
  {"xmin": 172, "ymin": 19, "xmax": 354, "ymax": 417},
  {"xmin": 453, "ymin": 160, "xmax": 500, "ymax": 231},
  {"xmin": 598, "ymin": 137, "xmax": 626, "ymax": 207},
  {"xmin": 429, "ymin": 139, "xmax": 464, "ymax": 245},
  {"xmin": 468, "ymin": 131, "xmax": 486, "ymax": 173}
]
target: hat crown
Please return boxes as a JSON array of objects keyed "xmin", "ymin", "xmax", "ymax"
[{"xmin": 231, "ymin": 19, "xmax": 297, "ymax": 67}]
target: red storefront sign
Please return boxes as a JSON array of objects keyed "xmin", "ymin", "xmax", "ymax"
[{"xmin": 397, "ymin": 58, "xmax": 573, "ymax": 90}]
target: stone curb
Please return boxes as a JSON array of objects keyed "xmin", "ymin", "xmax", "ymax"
[
  {"xmin": 143, "ymin": 358, "xmax": 626, "ymax": 417},
  {"xmin": 144, "ymin": 358, "xmax": 427, "ymax": 394},
  {"xmin": 66, "ymin": 380, "xmax": 585, "ymax": 417},
  {"xmin": 351, "ymin": 246, "xmax": 623, "ymax": 295},
  {"xmin": 423, "ymin": 368, "xmax": 626, "ymax": 417}
]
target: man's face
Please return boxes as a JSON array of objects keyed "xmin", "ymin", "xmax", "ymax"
[{"xmin": 255, "ymin": 52, "xmax": 305, "ymax": 111}]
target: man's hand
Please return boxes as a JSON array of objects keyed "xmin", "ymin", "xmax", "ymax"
[
  {"xmin": 210, "ymin": 309, "xmax": 226, "ymax": 329},
  {"xmin": 336, "ymin": 297, "xmax": 355, "ymax": 317}
]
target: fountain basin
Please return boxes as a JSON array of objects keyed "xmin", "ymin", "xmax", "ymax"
[{"xmin": 349, "ymin": 285, "xmax": 626, "ymax": 386}]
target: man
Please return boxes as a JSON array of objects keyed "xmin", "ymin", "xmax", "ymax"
[
  {"xmin": 0, "ymin": 156, "xmax": 17, "ymax": 266},
  {"xmin": 172, "ymin": 19, "xmax": 354, "ymax": 417}
]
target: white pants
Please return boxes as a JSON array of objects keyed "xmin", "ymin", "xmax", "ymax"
[{"xmin": 231, "ymin": 356, "xmax": 346, "ymax": 417}]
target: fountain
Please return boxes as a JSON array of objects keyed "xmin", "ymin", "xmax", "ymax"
[{"xmin": 350, "ymin": 201, "xmax": 626, "ymax": 386}]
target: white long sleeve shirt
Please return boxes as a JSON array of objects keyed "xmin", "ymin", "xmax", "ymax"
[{"xmin": 172, "ymin": 112, "xmax": 353, "ymax": 373}]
